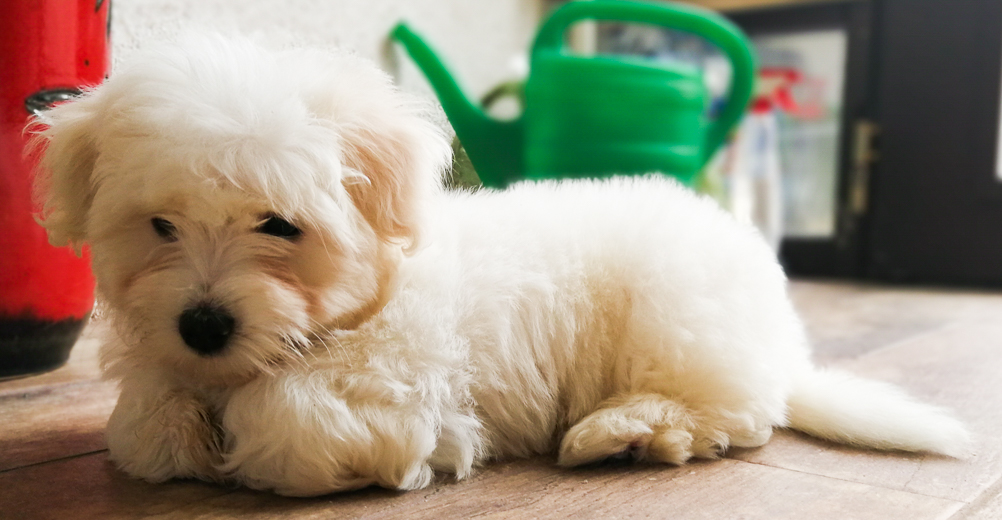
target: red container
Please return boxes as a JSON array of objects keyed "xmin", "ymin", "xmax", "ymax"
[{"xmin": 0, "ymin": 0, "xmax": 110, "ymax": 378}]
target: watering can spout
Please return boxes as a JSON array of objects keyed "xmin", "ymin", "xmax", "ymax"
[{"xmin": 391, "ymin": 24, "xmax": 524, "ymax": 187}]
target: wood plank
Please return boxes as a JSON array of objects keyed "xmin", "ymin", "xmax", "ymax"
[
  {"xmin": 0, "ymin": 379, "xmax": 118, "ymax": 471},
  {"xmin": 0, "ymin": 423, "xmax": 971, "ymax": 520},
  {"xmin": 733, "ymin": 315, "xmax": 1002, "ymax": 503},
  {"xmin": 950, "ymin": 475, "xmax": 1002, "ymax": 520},
  {"xmin": 787, "ymin": 281, "xmax": 1002, "ymax": 363},
  {"xmin": 146, "ymin": 458, "xmax": 964, "ymax": 520},
  {"xmin": 0, "ymin": 452, "xmax": 230, "ymax": 520}
]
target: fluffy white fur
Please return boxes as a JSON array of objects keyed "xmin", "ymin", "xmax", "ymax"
[{"xmin": 32, "ymin": 33, "xmax": 970, "ymax": 496}]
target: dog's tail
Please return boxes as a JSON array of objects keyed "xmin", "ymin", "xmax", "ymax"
[{"xmin": 785, "ymin": 368, "xmax": 970, "ymax": 457}]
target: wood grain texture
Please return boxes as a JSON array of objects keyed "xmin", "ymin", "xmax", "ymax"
[
  {"xmin": 743, "ymin": 284, "xmax": 1002, "ymax": 504},
  {"xmin": 0, "ymin": 380, "xmax": 117, "ymax": 472},
  {"xmin": 1, "ymin": 455, "xmax": 966, "ymax": 520},
  {"xmin": 0, "ymin": 453, "xmax": 230, "ymax": 520},
  {"xmin": 952, "ymin": 476, "xmax": 1002, "ymax": 520},
  {"xmin": 787, "ymin": 281, "xmax": 1002, "ymax": 363}
]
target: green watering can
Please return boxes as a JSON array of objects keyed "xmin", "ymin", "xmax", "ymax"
[{"xmin": 392, "ymin": 0, "xmax": 756, "ymax": 188}]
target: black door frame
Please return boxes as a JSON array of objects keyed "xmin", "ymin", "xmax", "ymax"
[{"xmin": 864, "ymin": 0, "xmax": 1002, "ymax": 286}]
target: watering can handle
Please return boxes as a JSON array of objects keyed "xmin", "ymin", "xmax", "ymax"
[{"xmin": 532, "ymin": 0, "xmax": 757, "ymax": 166}]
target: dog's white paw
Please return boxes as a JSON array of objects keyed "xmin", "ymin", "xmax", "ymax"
[
  {"xmin": 729, "ymin": 424, "xmax": 773, "ymax": 449},
  {"xmin": 558, "ymin": 412, "xmax": 700, "ymax": 466},
  {"xmin": 558, "ymin": 413, "xmax": 656, "ymax": 466},
  {"xmin": 221, "ymin": 372, "xmax": 446, "ymax": 496},
  {"xmin": 394, "ymin": 461, "xmax": 436, "ymax": 491},
  {"xmin": 106, "ymin": 386, "xmax": 224, "ymax": 483},
  {"xmin": 558, "ymin": 394, "xmax": 693, "ymax": 467},
  {"xmin": 558, "ymin": 393, "xmax": 769, "ymax": 467}
]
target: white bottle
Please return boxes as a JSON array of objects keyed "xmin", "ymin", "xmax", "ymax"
[{"xmin": 727, "ymin": 97, "xmax": 784, "ymax": 251}]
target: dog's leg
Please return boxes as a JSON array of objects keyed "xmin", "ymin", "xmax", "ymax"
[
  {"xmin": 105, "ymin": 375, "xmax": 224, "ymax": 483},
  {"xmin": 558, "ymin": 393, "xmax": 768, "ymax": 467}
]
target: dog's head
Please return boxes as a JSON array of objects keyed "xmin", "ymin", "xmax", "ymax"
[{"xmin": 32, "ymin": 34, "xmax": 450, "ymax": 386}]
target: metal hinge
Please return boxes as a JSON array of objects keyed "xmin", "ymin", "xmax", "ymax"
[{"xmin": 849, "ymin": 119, "xmax": 880, "ymax": 216}]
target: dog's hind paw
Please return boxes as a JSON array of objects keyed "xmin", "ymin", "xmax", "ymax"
[
  {"xmin": 557, "ymin": 394, "xmax": 702, "ymax": 467},
  {"xmin": 393, "ymin": 462, "xmax": 435, "ymax": 491},
  {"xmin": 557, "ymin": 414, "xmax": 656, "ymax": 467}
]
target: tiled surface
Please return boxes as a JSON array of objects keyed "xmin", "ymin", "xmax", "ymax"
[{"xmin": 2, "ymin": 280, "xmax": 1001, "ymax": 519}]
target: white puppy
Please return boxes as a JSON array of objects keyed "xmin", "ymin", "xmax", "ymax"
[{"xmin": 33, "ymin": 34, "xmax": 969, "ymax": 496}]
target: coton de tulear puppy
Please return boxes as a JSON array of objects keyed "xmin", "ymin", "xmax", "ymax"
[{"xmin": 33, "ymin": 34, "xmax": 969, "ymax": 496}]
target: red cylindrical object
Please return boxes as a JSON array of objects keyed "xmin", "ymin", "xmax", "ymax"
[{"xmin": 0, "ymin": 0, "xmax": 109, "ymax": 378}]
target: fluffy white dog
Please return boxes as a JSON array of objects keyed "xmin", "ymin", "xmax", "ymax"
[{"xmin": 33, "ymin": 34, "xmax": 969, "ymax": 496}]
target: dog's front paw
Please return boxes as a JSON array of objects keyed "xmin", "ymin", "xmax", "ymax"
[
  {"xmin": 106, "ymin": 385, "xmax": 224, "ymax": 483},
  {"xmin": 152, "ymin": 390, "xmax": 226, "ymax": 482},
  {"xmin": 221, "ymin": 373, "xmax": 440, "ymax": 496}
]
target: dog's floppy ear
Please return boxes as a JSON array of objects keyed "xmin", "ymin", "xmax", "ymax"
[
  {"xmin": 340, "ymin": 111, "xmax": 450, "ymax": 251},
  {"xmin": 30, "ymin": 94, "xmax": 102, "ymax": 251}
]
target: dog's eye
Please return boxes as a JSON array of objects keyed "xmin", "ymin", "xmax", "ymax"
[
  {"xmin": 151, "ymin": 217, "xmax": 177, "ymax": 241},
  {"xmin": 257, "ymin": 216, "xmax": 302, "ymax": 239}
]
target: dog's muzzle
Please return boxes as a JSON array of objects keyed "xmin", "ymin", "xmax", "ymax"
[{"xmin": 178, "ymin": 304, "xmax": 236, "ymax": 356}]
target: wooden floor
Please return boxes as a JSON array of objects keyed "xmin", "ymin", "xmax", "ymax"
[{"xmin": 2, "ymin": 280, "xmax": 1002, "ymax": 519}]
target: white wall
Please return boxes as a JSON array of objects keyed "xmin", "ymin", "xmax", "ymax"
[{"xmin": 111, "ymin": 0, "xmax": 544, "ymax": 107}]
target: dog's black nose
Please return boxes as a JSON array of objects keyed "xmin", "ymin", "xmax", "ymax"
[{"xmin": 178, "ymin": 304, "xmax": 236, "ymax": 356}]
